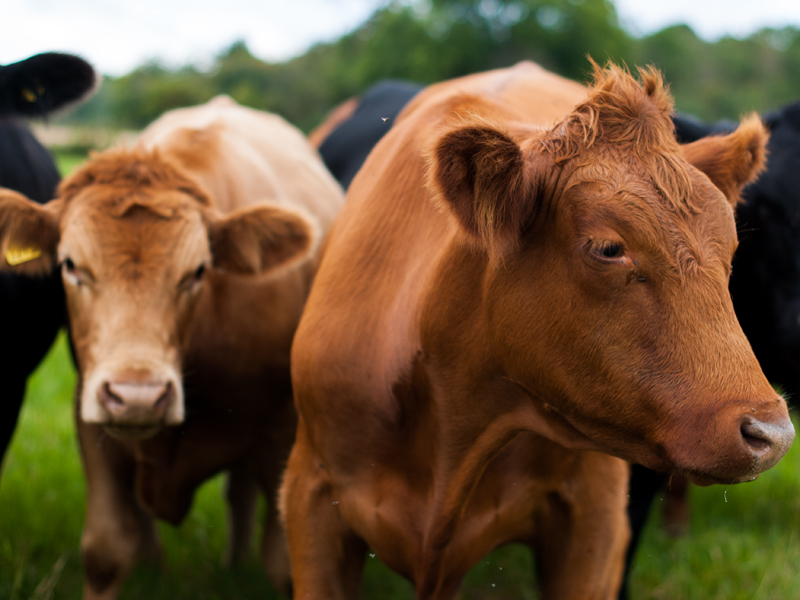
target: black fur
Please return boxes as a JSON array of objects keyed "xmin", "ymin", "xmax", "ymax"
[
  {"xmin": 0, "ymin": 52, "xmax": 96, "ymax": 118},
  {"xmin": 0, "ymin": 52, "xmax": 95, "ymax": 469},
  {"xmin": 317, "ymin": 80, "xmax": 422, "ymax": 190}
]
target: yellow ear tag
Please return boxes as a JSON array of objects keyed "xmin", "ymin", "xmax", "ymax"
[
  {"xmin": 6, "ymin": 246, "xmax": 42, "ymax": 266},
  {"xmin": 21, "ymin": 87, "xmax": 37, "ymax": 103}
]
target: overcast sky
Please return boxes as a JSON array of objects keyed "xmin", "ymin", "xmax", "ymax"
[{"xmin": 3, "ymin": 0, "xmax": 800, "ymax": 76}]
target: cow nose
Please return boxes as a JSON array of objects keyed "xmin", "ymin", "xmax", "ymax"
[
  {"xmin": 100, "ymin": 381, "xmax": 173, "ymax": 420},
  {"xmin": 740, "ymin": 414, "xmax": 795, "ymax": 470}
]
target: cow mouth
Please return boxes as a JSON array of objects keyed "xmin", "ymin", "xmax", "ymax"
[
  {"xmin": 103, "ymin": 423, "xmax": 162, "ymax": 441},
  {"xmin": 683, "ymin": 470, "xmax": 759, "ymax": 487}
]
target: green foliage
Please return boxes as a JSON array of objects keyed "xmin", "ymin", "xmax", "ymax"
[
  {"xmin": 630, "ymin": 25, "xmax": 800, "ymax": 120},
  {"xmin": 57, "ymin": 1, "xmax": 800, "ymax": 134}
]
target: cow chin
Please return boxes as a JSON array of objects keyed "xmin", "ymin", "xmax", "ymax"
[
  {"xmin": 684, "ymin": 471, "xmax": 760, "ymax": 487},
  {"xmin": 103, "ymin": 423, "xmax": 163, "ymax": 441}
]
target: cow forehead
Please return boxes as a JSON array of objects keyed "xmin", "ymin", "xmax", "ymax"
[
  {"xmin": 565, "ymin": 158, "xmax": 737, "ymax": 267},
  {"xmin": 59, "ymin": 186, "xmax": 210, "ymax": 277}
]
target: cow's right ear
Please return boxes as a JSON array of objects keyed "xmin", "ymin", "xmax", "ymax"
[
  {"xmin": 427, "ymin": 122, "xmax": 542, "ymax": 255},
  {"xmin": 681, "ymin": 114, "xmax": 768, "ymax": 207},
  {"xmin": 0, "ymin": 188, "xmax": 61, "ymax": 274},
  {"xmin": 206, "ymin": 203, "xmax": 319, "ymax": 275}
]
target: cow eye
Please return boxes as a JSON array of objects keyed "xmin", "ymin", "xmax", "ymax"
[
  {"xmin": 180, "ymin": 263, "xmax": 206, "ymax": 291},
  {"xmin": 61, "ymin": 257, "xmax": 85, "ymax": 285},
  {"xmin": 592, "ymin": 241, "xmax": 624, "ymax": 260}
]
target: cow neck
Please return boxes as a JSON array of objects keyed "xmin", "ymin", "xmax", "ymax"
[{"xmin": 408, "ymin": 243, "xmax": 601, "ymax": 578}]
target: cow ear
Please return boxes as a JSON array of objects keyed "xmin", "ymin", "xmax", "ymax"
[
  {"xmin": 681, "ymin": 114, "xmax": 768, "ymax": 207},
  {"xmin": 0, "ymin": 188, "xmax": 61, "ymax": 274},
  {"xmin": 0, "ymin": 53, "xmax": 97, "ymax": 117},
  {"xmin": 427, "ymin": 123, "xmax": 541, "ymax": 254},
  {"xmin": 206, "ymin": 203, "xmax": 319, "ymax": 275}
]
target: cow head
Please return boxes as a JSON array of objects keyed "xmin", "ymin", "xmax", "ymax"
[
  {"xmin": 0, "ymin": 149, "xmax": 317, "ymax": 439},
  {"xmin": 427, "ymin": 63, "xmax": 793, "ymax": 484}
]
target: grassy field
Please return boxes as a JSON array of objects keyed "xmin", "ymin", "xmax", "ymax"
[
  {"xmin": 2, "ymin": 335, "xmax": 800, "ymax": 599},
  {"xmin": 3, "ymin": 152, "xmax": 800, "ymax": 598}
]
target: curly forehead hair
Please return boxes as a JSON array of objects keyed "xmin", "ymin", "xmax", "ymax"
[
  {"xmin": 540, "ymin": 60, "xmax": 694, "ymax": 213},
  {"xmin": 57, "ymin": 147, "xmax": 211, "ymax": 207}
]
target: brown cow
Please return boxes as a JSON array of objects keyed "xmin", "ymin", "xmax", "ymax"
[
  {"xmin": 0, "ymin": 96, "xmax": 343, "ymax": 599},
  {"xmin": 280, "ymin": 62, "xmax": 794, "ymax": 599}
]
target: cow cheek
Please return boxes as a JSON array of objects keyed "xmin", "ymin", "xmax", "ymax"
[
  {"xmin": 175, "ymin": 280, "xmax": 207, "ymax": 349},
  {"xmin": 62, "ymin": 284, "xmax": 96, "ymax": 374},
  {"xmin": 487, "ymin": 254, "xmax": 584, "ymax": 398},
  {"xmin": 486, "ymin": 254, "xmax": 668, "ymax": 448}
]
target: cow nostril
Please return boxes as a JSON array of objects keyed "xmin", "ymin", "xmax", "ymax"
[
  {"xmin": 154, "ymin": 381, "xmax": 173, "ymax": 409},
  {"xmin": 103, "ymin": 382, "xmax": 125, "ymax": 406},
  {"xmin": 741, "ymin": 420, "xmax": 771, "ymax": 453},
  {"xmin": 740, "ymin": 416, "xmax": 795, "ymax": 462}
]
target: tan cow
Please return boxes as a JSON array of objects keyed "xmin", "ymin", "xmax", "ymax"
[
  {"xmin": 0, "ymin": 96, "xmax": 343, "ymax": 599},
  {"xmin": 280, "ymin": 62, "xmax": 794, "ymax": 599}
]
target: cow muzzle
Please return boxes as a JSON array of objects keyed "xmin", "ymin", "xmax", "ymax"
[
  {"xmin": 682, "ymin": 400, "xmax": 794, "ymax": 485},
  {"xmin": 81, "ymin": 365, "xmax": 184, "ymax": 438}
]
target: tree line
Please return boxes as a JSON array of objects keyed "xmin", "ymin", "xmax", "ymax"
[{"xmin": 63, "ymin": 0, "xmax": 800, "ymax": 133}]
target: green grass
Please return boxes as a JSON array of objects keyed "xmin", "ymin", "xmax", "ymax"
[
  {"xmin": 2, "ymin": 335, "xmax": 800, "ymax": 599},
  {"xmin": 52, "ymin": 151, "xmax": 88, "ymax": 177}
]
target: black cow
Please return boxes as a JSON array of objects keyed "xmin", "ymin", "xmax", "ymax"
[
  {"xmin": 0, "ymin": 52, "xmax": 96, "ymax": 470},
  {"xmin": 313, "ymin": 80, "xmax": 422, "ymax": 190},
  {"xmin": 312, "ymin": 83, "xmax": 800, "ymax": 599}
]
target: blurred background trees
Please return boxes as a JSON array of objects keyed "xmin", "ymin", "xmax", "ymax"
[{"xmin": 61, "ymin": 0, "xmax": 800, "ymax": 132}]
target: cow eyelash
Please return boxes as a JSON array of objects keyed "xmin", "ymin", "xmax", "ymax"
[
  {"xmin": 589, "ymin": 240, "xmax": 625, "ymax": 261},
  {"xmin": 179, "ymin": 264, "xmax": 207, "ymax": 290},
  {"xmin": 61, "ymin": 257, "xmax": 88, "ymax": 285}
]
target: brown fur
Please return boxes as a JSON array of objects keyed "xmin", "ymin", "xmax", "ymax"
[
  {"xmin": 0, "ymin": 97, "xmax": 344, "ymax": 600},
  {"xmin": 539, "ymin": 62, "xmax": 694, "ymax": 215},
  {"xmin": 60, "ymin": 147, "xmax": 212, "ymax": 207},
  {"xmin": 681, "ymin": 114, "xmax": 768, "ymax": 204},
  {"xmin": 281, "ymin": 62, "xmax": 790, "ymax": 599}
]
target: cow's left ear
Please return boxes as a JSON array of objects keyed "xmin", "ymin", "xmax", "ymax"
[
  {"xmin": 681, "ymin": 114, "xmax": 768, "ymax": 207},
  {"xmin": 427, "ymin": 121, "xmax": 544, "ymax": 255},
  {"xmin": 206, "ymin": 204, "xmax": 319, "ymax": 275}
]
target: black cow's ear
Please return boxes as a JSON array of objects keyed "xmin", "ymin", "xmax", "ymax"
[
  {"xmin": 0, "ymin": 53, "xmax": 97, "ymax": 118},
  {"xmin": 427, "ymin": 121, "xmax": 543, "ymax": 255},
  {"xmin": 681, "ymin": 114, "xmax": 768, "ymax": 208},
  {"xmin": 206, "ymin": 203, "xmax": 319, "ymax": 275},
  {"xmin": 0, "ymin": 188, "xmax": 61, "ymax": 274}
]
